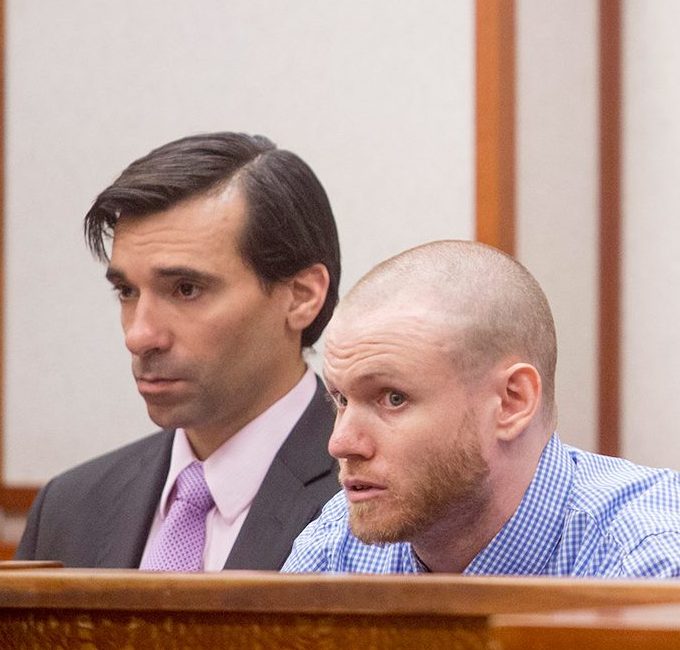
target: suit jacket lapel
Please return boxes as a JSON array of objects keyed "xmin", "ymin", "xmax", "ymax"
[
  {"xmin": 95, "ymin": 431, "xmax": 173, "ymax": 567},
  {"xmin": 224, "ymin": 379, "xmax": 336, "ymax": 569}
]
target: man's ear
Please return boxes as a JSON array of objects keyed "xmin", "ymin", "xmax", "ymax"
[
  {"xmin": 286, "ymin": 263, "xmax": 330, "ymax": 332},
  {"xmin": 494, "ymin": 362, "xmax": 542, "ymax": 441}
]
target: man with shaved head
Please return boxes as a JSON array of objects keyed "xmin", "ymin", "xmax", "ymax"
[{"xmin": 283, "ymin": 240, "xmax": 680, "ymax": 577}]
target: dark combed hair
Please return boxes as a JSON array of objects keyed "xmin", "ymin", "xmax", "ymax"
[{"xmin": 84, "ymin": 132, "xmax": 341, "ymax": 347}]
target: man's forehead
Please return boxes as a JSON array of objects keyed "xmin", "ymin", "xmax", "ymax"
[
  {"xmin": 328, "ymin": 299, "xmax": 462, "ymax": 340},
  {"xmin": 325, "ymin": 307, "xmax": 461, "ymax": 364},
  {"xmin": 324, "ymin": 297, "xmax": 474, "ymax": 378},
  {"xmin": 111, "ymin": 192, "xmax": 246, "ymax": 259},
  {"xmin": 112, "ymin": 183, "xmax": 246, "ymax": 235}
]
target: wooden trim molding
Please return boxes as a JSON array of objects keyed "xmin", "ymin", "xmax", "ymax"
[
  {"xmin": 475, "ymin": 0, "xmax": 515, "ymax": 256},
  {"xmin": 598, "ymin": 0, "xmax": 621, "ymax": 457},
  {"xmin": 0, "ymin": 486, "xmax": 38, "ymax": 513}
]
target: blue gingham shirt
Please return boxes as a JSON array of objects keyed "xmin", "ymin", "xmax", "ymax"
[{"xmin": 282, "ymin": 434, "xmax": 680, "ymax": 577}]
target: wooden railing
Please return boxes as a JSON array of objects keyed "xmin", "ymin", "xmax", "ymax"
[{"xmin": 0, "ymin": 568, "xmax": 680, "ymax": 648}]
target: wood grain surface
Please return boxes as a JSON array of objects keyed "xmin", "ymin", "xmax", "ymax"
[{"xmin": 0, "ymin": 569, "xmax": 679, "ymax": 648}]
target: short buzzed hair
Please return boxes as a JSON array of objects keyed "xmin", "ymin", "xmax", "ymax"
[
  {"xmin": 84, "ymin": 132, "xmax": 341, "ymax": 347},
  {"xmin": 343, "ymin": 240, "xmax": 557, "ymax": 424}
]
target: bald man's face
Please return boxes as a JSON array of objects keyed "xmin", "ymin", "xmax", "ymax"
[{"xmin": 324, "ymin": 307, "xmax": 491, "ymax": 546}]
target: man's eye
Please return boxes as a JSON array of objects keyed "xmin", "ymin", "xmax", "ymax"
[
  {"xmin": 176, "ymin": 282, "xmax": 201, "ymax": 299},
  {"xmin": 386, "ymin": 391, "xmax": 406, "ymax": 408},
  {"xmin": 331, "ymin": 392, "xmax": 348, "ymax": 409},
  {"xmin": 113, "ymin": 285, "xmax": 135, "ymax": 301}
]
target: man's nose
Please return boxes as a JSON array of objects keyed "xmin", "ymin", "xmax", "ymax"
[
  {"xmin": 328, "ymin": 405, "xmax": 375, "ymax": 460},
  {"xmin": 123, "ymin": 297, "xmax": 172, "ymax": 357}
]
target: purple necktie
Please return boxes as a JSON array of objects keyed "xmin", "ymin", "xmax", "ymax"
[{"xmin": 140, "ymin": 461, "xmax": 215, "ymax": 572}]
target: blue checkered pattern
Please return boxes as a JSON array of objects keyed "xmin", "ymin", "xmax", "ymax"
[{"xmin": 282, "ymin": 434, "xmax": 680, "ymax": 577}]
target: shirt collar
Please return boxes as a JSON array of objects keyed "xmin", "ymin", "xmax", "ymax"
[
  {"xmin": 462, "ymin": 433, "xmax": 573, "ymax": 575},
  {"xmin": 158, "ymin": 367, "xmax": 317, "ymax": 524}
]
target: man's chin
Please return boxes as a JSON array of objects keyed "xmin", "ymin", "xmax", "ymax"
[
  {"xmin": 144, "ymin": 404, "xmax": 187, "ymax": 431},
  {"xmin": 348, "ymin": 505, "xmax": 410, "ymax": 546}
]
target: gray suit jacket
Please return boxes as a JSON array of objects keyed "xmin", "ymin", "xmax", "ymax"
[{"xmin": 16, "ymin": 378, "xmax": 339, "ymax": 570}]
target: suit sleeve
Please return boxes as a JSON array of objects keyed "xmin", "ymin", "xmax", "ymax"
[{"xmin": 14, "ymin": 482, "xmax": 51, "ymax": 560}]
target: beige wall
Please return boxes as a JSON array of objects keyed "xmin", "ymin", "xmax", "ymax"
[
  {"xmin": 622, "ymin": 0, "xmax": 680, "ymax": 466},
  {"xmin": 4, "ymin": 1, "xmax": 474, "ymax": 483},
  {"xmin": 516, "ymin": 0, "xmax": 599, "ymax": 452}
]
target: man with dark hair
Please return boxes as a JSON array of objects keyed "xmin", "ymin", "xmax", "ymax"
[
  {"xmin": 17, "ymin": 132, "xmax": 342, "ymax": 571},
  {"xmin": 283, "ymin": 240, "xmax": 680, "ymax": 578}
]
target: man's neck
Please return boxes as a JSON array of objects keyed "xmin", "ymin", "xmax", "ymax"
[
  {"xmin": 186, "ymin": 362, "xmax": 310, "ymax": 460},
  {"xmin": 410, "ymin": 498, "xmax": 499, "ymax": 573},
  {"xmin": 411, "ymin": 433, "xmax": 549, "ymax": 573}
]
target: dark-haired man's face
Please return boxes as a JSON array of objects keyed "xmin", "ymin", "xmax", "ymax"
[{"xmin": 106, "ymin": 186, "xmax": 305, "ymax": 457}]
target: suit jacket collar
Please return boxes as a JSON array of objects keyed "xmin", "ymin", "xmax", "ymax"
[
  {"xmin": 224, "ymin": 377, "xmax": 336, "ymax": 569},
  {"xmin": 95, "ymin": 431, "xmax": 173, "ymax": 567}
]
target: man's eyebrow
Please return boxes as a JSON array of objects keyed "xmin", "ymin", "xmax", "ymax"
[
  {"xmin": 105, "ymin": 266, "xmax": 126, "ymax": 284},
  {"xmin": 104, "ymin": 265, "xmax": 221, "ymax": 285},
  {"xmin": 321, "ymin": 370, "xmax": 390, "ymax": 393},
  {"xmin": 154, "ymin": 266, "xmax": 221, "ymax": 284}
]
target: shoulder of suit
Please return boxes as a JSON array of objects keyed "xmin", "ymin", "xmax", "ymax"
[
  {"xmin": 273, "ymin": 381, "xmax": 337, "ymax": 484},
  {"xmin": 43, "ymin": 429, "xmax": 173, "ymax": 488}
]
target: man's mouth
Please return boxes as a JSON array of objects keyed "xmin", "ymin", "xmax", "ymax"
[
  {"xmin": 135, "ymin": 376, "xmax": 183, "ymax": 395},
  {"xmin": 136, "ymin": 374, "xmax": 178, "ymax": 381},
  {"xmin": 342, "ymin": 478, "xmax": 387, "ymax": 503}
]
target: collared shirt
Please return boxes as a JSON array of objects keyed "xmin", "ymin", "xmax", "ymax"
[
  {"xmin": 282, "ymin": 434, "xmax": 680, "ymax": 577},
  {"xmin": 141, "ymin": 366, "xmax": 317, "ymax": 571}
]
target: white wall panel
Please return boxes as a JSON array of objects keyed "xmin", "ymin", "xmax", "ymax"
[
  {"xmin": 622, "ymin": 0, "xmax": 680, "ymax": 468},
  {"xmin": 516, "ymin": 0, "xmax": 599, "ymax": 450}
]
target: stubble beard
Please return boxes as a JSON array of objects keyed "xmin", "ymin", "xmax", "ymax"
[
  {"xmin": 133, "ymin": 355, "xmax": 209, "ymax": 431},
  {"xmin": 140, "ymin": 381, "xmax": 217, "ymax": 436},
  {"xmin": 347, "ymin": 412, "xmax": 491, "ymax": 546}
]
